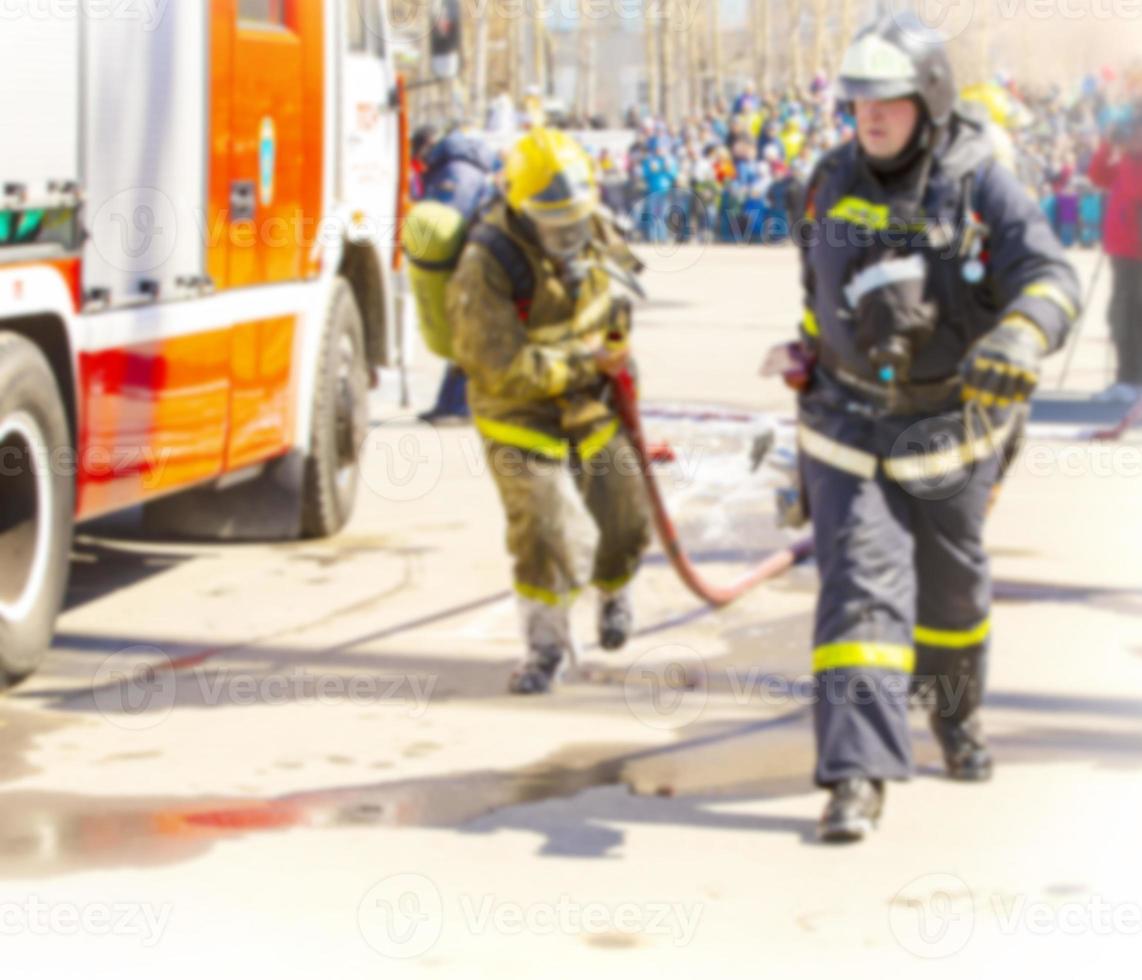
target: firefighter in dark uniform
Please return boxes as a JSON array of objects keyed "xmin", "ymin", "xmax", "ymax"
[{"xmin": 793, "ymin": 14, "xmax": 1081, "ymax": 841}]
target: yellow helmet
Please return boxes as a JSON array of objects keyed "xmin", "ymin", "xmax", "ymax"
[{"xmin": 505, "ymin": 128, "xmax": 598, "ymax": 227}]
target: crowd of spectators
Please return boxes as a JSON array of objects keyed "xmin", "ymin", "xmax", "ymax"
[{"xmin": 578, "ymin": 67, "xmax": 1142, "ymax": 248}]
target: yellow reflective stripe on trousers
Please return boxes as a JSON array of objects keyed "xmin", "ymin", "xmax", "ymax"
[
  {"xmin": 476, "ymin": 417, "xmax": 568, "ymax": 459},
  {"xmin": 802, "ymin": 306, "xmax": 820, "ymax": 338},
  {"xmin": 813, "ymin": 642, "xmax": 915, "ymax": 673},
  {"xmin": 593, "ymin": 572, "xmax": 634, "ymax": 593},
  {"xmin": 798, "ymin": 424, "xmax": 878, "ymax": 480},
  {"xmin": 578, "ymin": 419, "xmax": 620, "ymax": 462},
  {"xmin": 882, "ymin": 410, "xmax": 1018, "ymax": 483},
  {"xmin": 515, "ymin": 582, "xmax": 581, "ymax": 606},
  {"xmin": 915, "ymin": 618, "xmax": 991, "ymax": 649},
  {"xmin": 826, "ymin": 196, "xmax": 890, "ymax": 230},
  {"xmin": 1021, "ymin": 281, "xmax": 1077, "ymax": 321}
]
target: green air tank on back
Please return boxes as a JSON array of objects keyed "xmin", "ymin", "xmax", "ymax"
[{"xmin": 401, "ymin": 200, "xmax": 469, "ymax": 361}]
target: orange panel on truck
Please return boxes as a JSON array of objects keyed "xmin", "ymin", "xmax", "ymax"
[
  {"xmin": 208, "ymin": 0, "xmax": 324, "ymax": 291},
  {"xmin": 227, "ymin": 315, "xmax": 297, "ymax": 470}
]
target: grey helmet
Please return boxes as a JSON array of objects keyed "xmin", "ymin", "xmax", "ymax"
[{"xmin": 838, "ymin": 12, "xmax": 956, "ymax": 126}]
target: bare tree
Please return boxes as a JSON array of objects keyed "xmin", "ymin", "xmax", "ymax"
[
  {"xmin": 788, "ymin": 0, "xmax": 805, "ymax": 90},
  {"xmin": 531, "ymin": 0, "xmax": 546, "ymax": 93},
  {"xmin": 710, "ymin": 0, "xmax": 723, "ymax": 107},
  {"xmin": 471, "ymin": 1, "xmax": 489, "ymax": 125},
  {"xmin": 661, "ymin": 0, "xmax": 676, "ymax": 122},
  {"xmin": 810, "ymin": 0, "xmax": 829, "ymax": 75},
  {"xmin": 839, "ymin": 0, "xmax": 855, "ymax": 56},
  {"xmin": 644, "ymin": 0, "xmax": 660, "ymax": 117},
  {"xmin": 508, "ymin": 8, "xmax": 523, "ymax": 104},
  {"xmin": 750, "ymin": 0, "xmax": 769, "ymax": 92},
  {"xmin": 576, "ymin": 0, "xmax": 596, "ymax": 120}
]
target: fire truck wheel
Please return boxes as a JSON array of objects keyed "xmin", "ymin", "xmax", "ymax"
[
  {"xmin": 301, "ymin": 278, "xmax": 370, "ymax": 538},
  {"xmin": 0, "ymin": 333, "xmax": 75, "ymax": 690}
]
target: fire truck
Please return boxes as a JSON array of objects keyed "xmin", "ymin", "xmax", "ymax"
[{"xmin": 0, "ymin": 0, "xmax": 447, "ymax": 686}]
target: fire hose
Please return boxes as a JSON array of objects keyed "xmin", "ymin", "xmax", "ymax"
[{"xmin": 609, "ymin": 367, "xmax": 815, "ymax": 608}]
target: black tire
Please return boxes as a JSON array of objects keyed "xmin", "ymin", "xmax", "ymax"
[
  {"xmin": 301, "ymin": 277, "xmax": 370, "ymax": 538},
  {"xmin": 0, "ymin": 333, "xmax": 75, "ymax": 689}
]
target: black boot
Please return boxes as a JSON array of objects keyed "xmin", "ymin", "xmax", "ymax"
[
  {"xmin": 930, "ymin": 711, "xmax": 993, "ymax": 781},
  {"xmin": 508, "ymin": 645, "xmax": 564, "ymax": 695},
  {"xmin": 597, "ymin": 589, "xmax": 633, "ymax": 652},
  {"xmin": 818, "ymin": 778, "xmax": 885, "ymax": 843}
]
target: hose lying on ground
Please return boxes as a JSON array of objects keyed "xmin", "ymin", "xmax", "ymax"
[{"xmin": 610, "ymin": 368, "xmax": 815, "ymax": 608}]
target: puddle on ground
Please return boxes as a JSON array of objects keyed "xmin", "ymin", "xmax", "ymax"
[
  {"xmin": 2, "ymin": 684, "xmax": 1140, "ymax": 878},
  {"xmin": 0, "ymin": 713, "xmax": 817, "ymax": 878},
  {"xmin": 0, "ymin": 707, "xmax": 86, "ymax": 785}
]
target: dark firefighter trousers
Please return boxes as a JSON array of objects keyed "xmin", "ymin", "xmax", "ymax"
[{"xmin": 804, "ymin": 445, "xmax": 1000, "ymax": 786}]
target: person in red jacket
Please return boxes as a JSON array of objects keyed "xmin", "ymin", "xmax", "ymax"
[{"xmin": 1089, "ymin": 109, "xmax": 1142, "ymax": 387}]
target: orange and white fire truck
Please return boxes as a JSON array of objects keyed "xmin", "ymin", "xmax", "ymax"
[{"xmin": 0, "ymin": 0, "xmax": 446, "ymax": 685}]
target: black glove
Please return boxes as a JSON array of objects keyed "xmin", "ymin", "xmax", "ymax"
[{"xmin": 961, "ymin": 317, "xmax": 1047, "ymax": 406}]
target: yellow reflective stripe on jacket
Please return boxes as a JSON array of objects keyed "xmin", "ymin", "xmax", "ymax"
[
  {"xmin": 882, "ymin": 410, "xmax": 1018, "ymax": 483},
  {"xmin": 802, "ymin": 306, "xmax": 820, "ymax": 338},
  {"xmin": 915, "ymin": 618, "xmax": 992, "ymax": 649},
  {"xmin": 826, "ymin": 196, "xmax": 890, "ymax": 230},
  {"xmin": 476, "ymin": 417, "xmax": 568, "ymax": 459},
  {"xmin": 1021, "ymin": 281, "xmax": 1077, "ymax": 321},
  {"xmin": 515, "ymin": 582, "xmax": 581, "ymax": 607},
  {"xmin": 578, "ymin": 419, "xmax": 620, "ymax": 461},
  {"xmin": 813, "ymin": 642, "xmax": 915, "ymax": 673},
  {"xmin": 798, "ymin": 424, "xmax": 878, "ymax": 480}
]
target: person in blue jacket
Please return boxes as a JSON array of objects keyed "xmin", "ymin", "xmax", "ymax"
[{"xmin": 417, "ymin": 129, "xmax": 497, "ymax": 423}]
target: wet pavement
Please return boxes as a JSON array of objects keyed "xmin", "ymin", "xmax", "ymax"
[{"xmin": 2, "ymin": 247, "xmax": 1141, "ymax": 977}]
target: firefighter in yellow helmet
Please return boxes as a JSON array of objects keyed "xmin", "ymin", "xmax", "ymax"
[{"xmin": 446, "ymin": 128, "xmax": 651, "ymax": 694}]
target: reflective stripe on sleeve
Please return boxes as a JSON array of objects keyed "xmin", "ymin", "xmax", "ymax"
[{"xmin": 1021, "ymin": 281, "xmax": 1077, "ymax": 321}]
